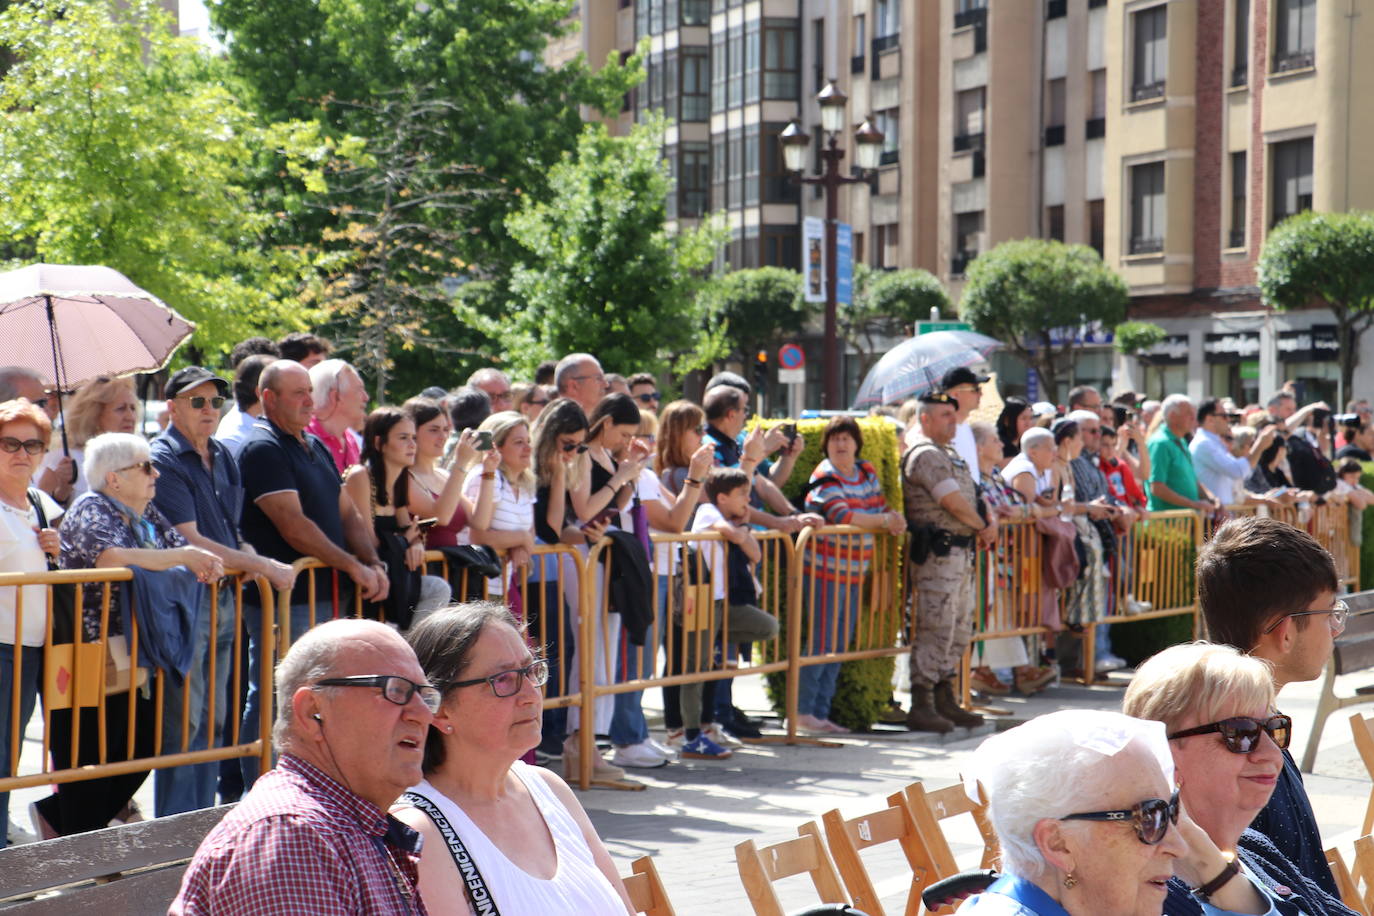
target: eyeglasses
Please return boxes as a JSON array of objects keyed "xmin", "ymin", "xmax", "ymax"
[
  {"xmin": 560, "ymin": 441, "xmax": 589, "ymax": 453},
  {"xmin": 177, "ymin": 395, "xmax": 226, "ymax": 410},
  {"xmin": 1060, "ymin": 788, "xmax": 1180, "ymax": 845},
  {"xmin": 634, "ymin": 392, "xmax": 662, "ymax": 404},
  {"xmin": 527, "ymin": 399, "xmax": 550, "ymax": 408},
  {"xmin": 571, "ymin": 374, "xmax": 606, "ymax": 384},
  {"xmin": 117, "ymin": 460, "xmax": 155, "ymax": 476},
  {"xmin": 313, "ymin": 674, "xmax": 443, "ymax": 713},
  {"xmin": 1261, "ymin": 599, "xmax": 1349, "ymax": 635},
  {"xmin": 1168, "ymin": 715, "xmax": 1292, "ymax": 754},
  {"xmin": 448, "ymin": 658, "xmax": 549, "ymax": 698},
  {"xmin": 0, "ymin": 437, "xmax": 45, "ymax": 455}
]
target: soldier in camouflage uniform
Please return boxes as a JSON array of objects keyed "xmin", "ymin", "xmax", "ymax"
[{"xmin": 902, "ymin": 393, "xmax": 998, "ymax": 732}]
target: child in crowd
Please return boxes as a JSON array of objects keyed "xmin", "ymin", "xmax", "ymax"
[
  {"xmin": 674, "ymin": 468, "xmax": 779, "ymax": 759},
  {"xmin": 1334, "ymin": 459, "xmax": 1374, "ymax": 509}
]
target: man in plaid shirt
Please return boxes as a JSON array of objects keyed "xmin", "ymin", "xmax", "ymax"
[{"xmin": 170, "ymin": 619, "xmax": 437, "ymax": 915}]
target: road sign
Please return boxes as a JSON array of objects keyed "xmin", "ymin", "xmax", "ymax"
[
  {"xmin": 778, "ymin": 368, "xmax": 806, "ymax": 384},
  {"xmin": 778, "ymin": 343, "xmax": 805, "ymax": 370},
  {"xmin": 914, "ymin": 320, "xmax": 971, "ymax": 335}
]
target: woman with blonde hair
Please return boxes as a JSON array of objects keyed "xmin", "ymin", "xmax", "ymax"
[
  {"xmin": 1124, "ymin": 642, "xmax": 1356, "ymax": 915},
  {"xmin": 464, "ymin": 411, "xmax": 537, "ymax": 600},
  {"xmin": 38, "ymin": 376, "xmax": 140, "ymax": 503}
]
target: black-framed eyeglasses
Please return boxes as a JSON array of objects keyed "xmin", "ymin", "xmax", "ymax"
[
  {"xmin": 527, "ymin": 398, "xmax": 550, "ymax": 408},
  {"xmin": 1261, "ymin": 599, "xmax": 1349, "ymax": 635},
  {"xmin": 634, "ymin": 392, "xmax": 661, "ymax": 404},
  {"xmin": 448, "ymin": 658, "xmax": 549, "ymax": 698},
  {"xmin": 560, "ymin": 440, "xmax": 589, "ymax": 453},
  {"xmin": 1060, "ymin": 788, "xmax": 1180, "ymax": 845},
  {"xmin": 1168, "ymin": 714, "xmax": 1292, "ymax": 754},
  {"xmin": 178, "ymin": 395, "xmax": 226, "ymax": 410},
  {"xmin": 117, "ymin": 460, "xmax": 155, "ymax": 476},
  {"xmin": 0, "ymin": 437, "xmax": 45, "ymax": 455},
  {"xmin": 313, "ymin": 675, "xmax": 442, "ymax": 714}
]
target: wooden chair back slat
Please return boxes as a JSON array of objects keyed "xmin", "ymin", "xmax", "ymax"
[
  {"xmin": 623, "ymin": 855, "xmax": 676, "ymax": 916},
  {"xmin": 736, "ymin": 822, "xmax": 849, "ymax": 916}
]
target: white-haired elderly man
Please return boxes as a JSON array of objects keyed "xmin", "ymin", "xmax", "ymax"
[
  {"xmin": 1146, "ymin": 395, "xmax": 1221, "ymax": 515},
  {"xmin": 171, "ymin": 619, "xmax": 437, "ymax": 915},
  {"xmin": 305, "ymin": 359, "xmax": 369, "ymax": 475},
  {"xmin": 467, "ymin": 367, "xmax": 513, "ymax": 414},
  {"xmin": 554, "ymin": 353, "xmax": 608, "ymax": 416}
]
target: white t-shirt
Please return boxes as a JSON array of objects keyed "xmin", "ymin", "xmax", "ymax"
[
  {"xmin": 0, "ymin": 491, "xmax": 62, "ymax": 646},
  {"xmin": 214, "ymin": 406, "xmax": 261, "ymax": 459},
  {"xmin": 463, "ymin": 467, "xmax": 535, "ymax": 596},
  {"xmin": 38, "ymin": 447, "xmax": 87, "ymax": 500},
  {"xmin": 953, "ymin": 422, "xmax": 981, "ymax": 484},
  {"xmin": 689, "ymin": 501, "xmax": 731, "ymax": 601}
]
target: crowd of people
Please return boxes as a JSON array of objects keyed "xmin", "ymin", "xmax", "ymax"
[{"xmin": 893, "ymin": 375, "xmax": 1374, "ymax": 730}]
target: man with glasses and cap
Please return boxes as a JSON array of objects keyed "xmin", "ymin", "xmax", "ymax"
[
  {"xmin": 902, "ymin": 390, "xmax": 997, "ymax": 733},
  {"xmin": 171, "ymin": 619, "xmax": 437, "ymax": 915},
  {"xmin": 942, "ymin": 366, "xmax": 987, "ymax": 485},
  {"xmin": 1195, "ymin": 515, "xmax": 1345, "ymax": 896}
]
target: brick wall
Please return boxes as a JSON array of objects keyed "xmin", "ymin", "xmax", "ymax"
[{"xmin": 1194, "ymin": 0, "xmax": 1225, "ymax": 291}]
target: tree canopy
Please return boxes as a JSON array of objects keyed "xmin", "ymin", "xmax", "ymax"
[
  {"xmin": 1258, "ymin": 210, "xmax": 1374, "ymax": 399},
  {"xmin": 698, "ymin": 268, "xmax": 812, "ymax": 364},
  {"xmin": 0, "ymin": 0, "xmax": 317, "ymax": 360},
  {"xmin": 842, "ymin": 266, "xmax": 950, "ymax": 376},
  {"xmin": 959, "ymin": 239, "xmax": 1128, "ymax": 401}
]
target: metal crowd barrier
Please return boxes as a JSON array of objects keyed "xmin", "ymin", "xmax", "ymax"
[{"xmin": 0, "ymin": 568, "xmax": 274, "ymax": 795}]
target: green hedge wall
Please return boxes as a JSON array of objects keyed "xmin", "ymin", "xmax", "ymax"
[{"xmin": 755, "ymin": 416, "xmax": 905, "ymax": 730}]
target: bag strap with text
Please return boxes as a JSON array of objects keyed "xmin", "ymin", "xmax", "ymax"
[{"xmin": 401, "ymin": 791, "xmax": 502, "ymax": 916}]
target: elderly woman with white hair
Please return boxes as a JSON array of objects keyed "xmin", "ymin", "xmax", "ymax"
[
  {"xmin": 1125, "ymin": 642, "xmax": 1357, "ymax": 915},
  {"xmin": 958, "ymin": 708, "xmax": 1248, "ymax": 915},
  {"xmin": 30, "ymin": 432, "xmax": 223, "ymax": 838}
]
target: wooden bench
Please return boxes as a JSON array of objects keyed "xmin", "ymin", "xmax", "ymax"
[
  {"xmin": 0, "ymin": 804, "xmax": 231, "ymax": 913},
  {"xmin": 1301, "ymin": 589, "xmax": 1374, "ymax": 773}
]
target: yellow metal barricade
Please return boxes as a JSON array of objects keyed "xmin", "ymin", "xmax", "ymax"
[{"xmin": 0, "ymin": 567, "xmax": 274, "ymax": 793}]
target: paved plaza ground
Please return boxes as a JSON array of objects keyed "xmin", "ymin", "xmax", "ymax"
[{"xmin": 8, "ymin": 664, "xmax": 1374, "ymax": 914}]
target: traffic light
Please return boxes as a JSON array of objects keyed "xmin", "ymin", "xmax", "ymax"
[{"xmin": 754, "ymin": 349, "xmax": 768, "ymax": 395}]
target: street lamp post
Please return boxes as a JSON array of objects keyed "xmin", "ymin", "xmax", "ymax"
[{"xmin": 780, "ymin": 81, "xmax": 884, "ymax": 410}]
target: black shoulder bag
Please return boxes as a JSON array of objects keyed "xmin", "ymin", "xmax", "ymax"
[{"xmin": 401, "ymin": 791, "xmax": 503, "ymax": 916}]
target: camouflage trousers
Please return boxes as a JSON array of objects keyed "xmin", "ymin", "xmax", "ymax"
[{"xmin": 908, "ymin": 546, "xmax": 975, "ymax": 689}]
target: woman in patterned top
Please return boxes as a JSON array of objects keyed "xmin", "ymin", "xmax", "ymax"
[
  {"xmin": 796, "ymin": 416, "xmax": 904, "ymax": 734},
  {"xmin": 33, "ymin": 432, "xmax": 221, "ymax": 838}
]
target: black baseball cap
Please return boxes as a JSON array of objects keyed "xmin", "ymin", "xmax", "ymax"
[
  {"xmin": 919, "ymin": 391, "xmax": 957, "ymax": 406},
  {"xmin": 166, "ymin": 366, "xmax": 230, "ymax": 399},
  {"xmin": 941, "ymin": 367, "xmax": 990, "ymax": 389}
]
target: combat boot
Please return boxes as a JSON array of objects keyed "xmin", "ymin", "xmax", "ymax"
[
  {"xmin": 934, "ymin": 679, "xmax": 985, "ymax": 728},
  {"xmin": 905, "ymin": 686, "xmax": 953, "ymax": 734}
]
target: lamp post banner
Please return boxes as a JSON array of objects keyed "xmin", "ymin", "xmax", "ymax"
[
  {"xmin": 836, "ymin": 223, "xmax": 853, "ymax": 305},
  {"xmin": 804, "ymin": 216, "xmax": 825, "ymax": 303}
]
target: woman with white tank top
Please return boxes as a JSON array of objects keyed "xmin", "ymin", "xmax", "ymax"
[{"xmin": 393, "ymin": 603, "xmax": 632, "ymax": 916}]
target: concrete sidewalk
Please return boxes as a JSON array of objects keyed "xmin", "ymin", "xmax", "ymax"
[{"xmin": 579, "ymin": 668, "xmax": 1374, "ymax": 915}]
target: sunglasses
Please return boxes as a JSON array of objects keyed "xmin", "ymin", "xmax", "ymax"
[
  {"xmin": 560, "ymin": 441, "xmax": 589, "ymax": 453},
  {"xmin": 634, "ymin": 392, "xmax": 661, "ymax": 404},
  {"xmin": 314, "ymin": 674, "xmax": 442, "ymax": 713},
  {"xmin": 117, "ymin": 460, "xmax": 155, "ymax": 476},
  {"xmin": 178, "ymin": 395, "xmax": 226, "ymax": 410},
  {"xmin": 0, "ymin": 437, "xmax": 45, "ymax": 455},
  {"xmin": 448, "ymin": 658, "xmax": 549, "ymax": 698},
  {"xmin": 527, "ymin": 399, "xmax": 550, "ymax": 408},
  {"xmin": 1168, "ymin": 714, "xmax": 1292, "ymax": 754},
  {"xmin": 1060, "ymin": 788, "xmax": 1180, "ymax": 845},
  {"xmin": 1262, "ymin": 599, "xmax": 1349, "ymax": 635}
]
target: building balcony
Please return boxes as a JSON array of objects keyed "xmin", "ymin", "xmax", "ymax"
[
  {"xmin": 1273, "ymin": 50, "xmax": 1315, "ymax": 74},
  {"xmin": 953, "ymin": 131, "xmax": 985, "ymax": 153},
  {"xmin": 954, "ymin": 7, "xmax": 986, "ymax": 30},
  {"xmin": 1044, "ymin": 124, "xmax": 1065, "ymax": 147},
  {"xmin": 872, "ymin": 34, "xmax": 900, "ymax": 56},
  {"xmin": 1130, "ymin": 80, "xmax": 1166, "ymax": 103},
  {"xmin": 1085, "ymin": 117, "xmax": 1105, "ymax": 139},
  {"xmin": 1129, "ymin": 236, "xmax": 1164, "ymax": 255}
]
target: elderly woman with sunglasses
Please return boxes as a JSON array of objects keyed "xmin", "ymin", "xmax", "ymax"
[
  {"xmin": 1124, "ymin": 641, "xmax": 1357, "ymax": 916},
  {"xmin": 959, "ymin": 708, "xmax": 1234, "ymax": 916},
  {"xmin": 395, "ymin": 602, "xmax": 633, "ymax": 916},
  {"xmin": 30, "ymin": 432, "xmax": 223, "ymax": 838}
]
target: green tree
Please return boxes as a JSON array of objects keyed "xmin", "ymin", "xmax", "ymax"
[
  {"xmin": 1258, "ymin": 210, "xmax": 1374, "ymax": 399},
  {"xmin": 698, "ymin": 268, "xmax": 812, "ymax": 364},
  {"xmin": 1114, "ymin": 320, "xmax": 1168, "ymax": 356},
  {"xmin": 960, "ymin": 239, "xmax": 1128, "ymax": 401},
  {"xmin": 842, "ymin": 266, "xmax": 951, "ymax": 376},
  {"xmin": 459, "ymin": 119, "xmax": 726, "ymax": 378},
  {"xmin": 206, "ymin": 0, "xmax": 640, "ymax": 276},
  {"xmin": 0, "ymin": 0, "xmax": 315, "ymax": 360}
]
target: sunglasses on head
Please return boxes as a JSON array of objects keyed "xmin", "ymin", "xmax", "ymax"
[
  {"xmin": 0, "ymin": 437, "xmax": 45, "ymax": 455},
  {"xmin": 1060, "ymin": 788, "xmax": 1180, "ymax": 845},
  {"xmin": 178, "ymin": 395, "xmax": 226, "ymax": 410},
  {"xmin": 1168, "ymin": 714, "xmax": 1292, "ymax": 754}
]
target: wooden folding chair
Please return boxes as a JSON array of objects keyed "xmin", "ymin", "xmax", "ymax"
[
  {"xmin": 1352, "ymin": 713, "xmax": 1374, "ymax": 837},
  {"xmin": 1327, "ymin": 845, "xmax": 1370, "ymax": 916},
  {"xmin": 893, "ymin": 781, "xmax": 999, "ymax": 914},
  {"xmin": 736, "ymin": 822, "xmax": 850, "ymax": 916},
  {"xmin": 821, "ymin": 799, "xmax": 928, "ymax": 916},
  {"xmin": 1350, "ymin": 835, "xmax": 1374, "ymax": 916},
  {"xmin": 622, "ymin": 855, "xmax": 676, "ymax": 916}
]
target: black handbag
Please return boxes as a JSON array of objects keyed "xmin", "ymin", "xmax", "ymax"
[{"xmin": 368, "ymin": 516, "xmax": 421, "ymax": 629}]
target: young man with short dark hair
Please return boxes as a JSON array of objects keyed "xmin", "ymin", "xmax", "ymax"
[{"xmin": 1196, "ymin": 516, "xmax": 1343, "ymax": 896}]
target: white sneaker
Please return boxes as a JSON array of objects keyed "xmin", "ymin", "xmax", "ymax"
[
  {"xmin": 1124, "ymin": 595, "xmax": 1153, "ymax": 614},
  {"xmin": 703, "ymin": 723, "xmax": 743, "ymax": 748},
  {"xmin": 611, "ymin": 741, "xmax": 669, "ymax": 769},
  {"xmin": 646, "ymin": 736, "xmax": 679, "ymax": 760},
  {"xmin": 664, "ymin": 728, "xmax": 686, "ymax": 749},
  {"xmin": 1094, "ymin": 653, "xmax": 1128, "ymax": 674}
]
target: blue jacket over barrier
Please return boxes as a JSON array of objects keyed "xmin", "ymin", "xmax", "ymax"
[{"xmin": 121, "ymin": 565, "xmax": 205, "ymax": 684}]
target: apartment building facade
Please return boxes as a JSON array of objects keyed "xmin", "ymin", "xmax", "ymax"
[{"xmin": 552, "ymin": 0, "xmax": 1374, "ymax": 406}]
